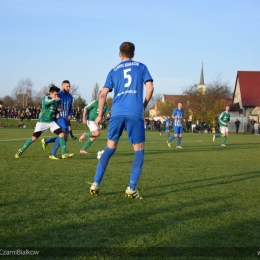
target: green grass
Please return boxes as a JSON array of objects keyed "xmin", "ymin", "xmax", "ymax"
[{"xmin": 1, "ymin": 129, "xmax": 260, "ymax": 259}]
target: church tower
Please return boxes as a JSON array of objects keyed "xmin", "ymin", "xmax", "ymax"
[{"xmin": 197, "ymin": 63, "xmax": 206, "ymax": 94}]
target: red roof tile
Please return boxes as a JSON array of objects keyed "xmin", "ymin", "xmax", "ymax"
[
  {"xmin": 163, "ymin": 94, "xmax": 184, "ymax": 104},
  {"xmin": 236, "ymin": 71, "xmax": 260, "ymax": 107},
  {"xmin": 225, "ymin": 98, "xmax": 233, "ymax": 106}
]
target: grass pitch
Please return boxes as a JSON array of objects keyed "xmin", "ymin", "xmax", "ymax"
[{"xmin": 0, "ymin": 128, "xmax": 260, "ymax": 259}]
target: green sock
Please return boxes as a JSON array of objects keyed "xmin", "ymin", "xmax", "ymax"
[
  {"xmin": 215, "ymin": 134, "xmax": 222, "ymax": 138},
  {"xmin": 81, "ymin": 139, "xmax": 93, "ymax": 150},
  {"xmin": 59, "ymin": 137, "xmax": 66, "ymax": 155},
  {"xmin": 222, "ymin": 136, "xmax": 227, "ymax": 144},
  {"xmin": 21, "ymin": 138, "xmax": 33, "ymax": 152},
  {"xmin": 85, "ymin": 132, "xmax": 92, "ymax": 138}
]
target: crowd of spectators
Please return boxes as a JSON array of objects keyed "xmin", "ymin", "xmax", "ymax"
[
  {"xmin": 0, "ymin": 105, "xmax": 41, "ymax": 119},
  {"xmin": 0, "ymin": 104, "xmax": 87, "ymax": 121},
  {"xmin": 144, "ymin": 118, "xmax": 163, "ymax": 131},
  {"xmin": 144, "ymin": 117, "xmax": 219, "ymax": 133}
]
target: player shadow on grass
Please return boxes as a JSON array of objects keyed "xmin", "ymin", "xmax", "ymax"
[{"xmin": 145, "ymin": 171, "xmax": 260, "ymax": 198}]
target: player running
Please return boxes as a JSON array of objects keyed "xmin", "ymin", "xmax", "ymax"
[
  {"xmin": 213, "ymin": 105, "xmax": 230, "ymax": 146},
  {"xmin": 167, "ymin": 102, "xmax": 184, "ymax": 148},
  {"xmin": 89, "ymin": 42, "xmax": 154, "ymax": 199},
  {"xmin": 160, "ymin": 116, "xmax": 171, "ymax": 137},
  {"xmin": 79, "ymin": 98, "xmax": 110, "ymax": 154},
  {"xmin": 41, "ymin": 80, "xmax": 75, "ymax": 159},
  {"xmin": 15, "ymin": 85, "xmax": 72, "ymax": 159}
]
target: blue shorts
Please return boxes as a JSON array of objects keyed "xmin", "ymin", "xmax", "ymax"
[
  {"xmin": 56, "ymin": 117, "xmax": 69, "ymax": 134},
  {"xmin": 108, "ymin": 115, "xmax": 145, "ymax": 144},
  {"xmin": 174, "ymin": 126, "xmax": 183, "ymax": 135},
  {"xmin": 165, "ymin": 127, "xmax": 170, "ymax": 131}
]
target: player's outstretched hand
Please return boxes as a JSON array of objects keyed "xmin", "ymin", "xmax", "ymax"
[{"xmin": 94, "ymin": 116, "xmax": 102, "ymax": 126}]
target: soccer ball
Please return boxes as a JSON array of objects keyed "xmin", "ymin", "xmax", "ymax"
[{"xmin": 97, "ymin": 150, "xmax": 104, "ymax": 160}]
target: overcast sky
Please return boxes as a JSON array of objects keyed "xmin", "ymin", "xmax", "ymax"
[{"xmin": 1, "ymin": 0, "xmax": 259, "ymax": 103}]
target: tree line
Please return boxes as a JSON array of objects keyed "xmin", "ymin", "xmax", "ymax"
[
  {"xmin": 0, "ymin": 78, "xmax": 114, "ymax": 110},
  {"xmin": 1, "ymin": 76, "xmax": 231, "ymax": 125}
]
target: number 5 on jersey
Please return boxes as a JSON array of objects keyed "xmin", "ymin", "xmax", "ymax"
[{"xmin": 124, "ymin": 68, "xmax": 132, "ymax": 87}]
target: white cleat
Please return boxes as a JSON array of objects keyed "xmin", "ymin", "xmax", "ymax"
[{"xmin": 125, "ymin": 187, "xmax": 143, "ymax": 200}]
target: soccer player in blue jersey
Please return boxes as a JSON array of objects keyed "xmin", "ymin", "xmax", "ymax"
[
  {"xmin": 89, "ymin": 42, "xmax": 154, "ymax": 199},
  {"xmin": 160, "ymin": 116, "xmax": 171, "ymax": 137},
  {"xmin": 167, "ymin": 102, "xmax": 184, "ymax": 148},
  {"xmin": 41, "ymin": 80, "xmax": 74, "ymax": 159}
]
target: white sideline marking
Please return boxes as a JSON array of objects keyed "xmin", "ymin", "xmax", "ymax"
[
  {"xmin": 0, "ymin": 137, "xmax": 203, "ymax": 143},
  {"xmin": 0, "ymin": 136, "xmax": 54, "ymax": 142}
]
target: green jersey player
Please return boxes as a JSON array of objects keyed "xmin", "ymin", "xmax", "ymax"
[
  {"xmin": 213, "ymin": 105, "xmax": 231, "ymax": 146},
  {"xmin": 79, "ymin": 99, "xmax": 110, "ymax": 153},
  {"xmin": 15, "ymin": 85, "xmax": 73, "ymax": 159}
]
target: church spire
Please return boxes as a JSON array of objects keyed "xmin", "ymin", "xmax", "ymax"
[
  {"xmin": 197, "ymin": 62, "xmax": 206, "ymax": 94},
  {"xmin": 199, "ymin": 63, "xmax": 204, "ymax": 85}
]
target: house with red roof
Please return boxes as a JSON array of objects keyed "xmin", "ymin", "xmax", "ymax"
[
  {"xmin": 149, "ymin": 95, "xmax": 184, "ymax": 118},
  {"xmin": 233, "ymin": 71, "xmax": 260, "ymax": 122}
]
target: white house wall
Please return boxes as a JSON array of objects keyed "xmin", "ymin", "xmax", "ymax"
[{"xmin": 233, "ymin": 79, "xmax": 243, "ymax": 108}]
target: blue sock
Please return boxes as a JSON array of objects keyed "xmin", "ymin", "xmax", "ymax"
[
  {"xmin": 94, "ymin": 147, "xmax": 116, "ymax": 185},
  {"xmin": 51, "ymin": 137, "xmax": 60, "ymax": 155},
  {"xmin": 129, "ymin": 150, "xmax": 144, "ymax": 190},
  {"xmin": 168, "ymin": 135, "xmax": 176, "ymax": 143},
  {"xmin": 167, "ymin": 133, "xmax": 170, "ymax": 137},
  {"xmin": 45, "ymin": 137, "xmax": 57, "ymax": 144},
  {"xmin": 177, "ymin": 137, "xmax": 182, "ymax": 146}
]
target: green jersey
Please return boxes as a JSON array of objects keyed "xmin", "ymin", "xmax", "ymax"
[
  {"xmin": 38, "ymin": 96, "xmax": 59, "ymax": 123},
  {"xmin": 84, "ymin": 100, "xmax": 109, "ymax": 121},
  {"xmin": 219, "ymin": 111, "xmax": 230, "ymax": 127}
]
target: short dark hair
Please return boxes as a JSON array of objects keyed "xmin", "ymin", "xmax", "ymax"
[
  {"xmin": 178, "ymin": 101, "xmax": 183, "ymax": 104},
  {"xmin": 120, "ymin": 42, "xmax": 135, "ymax": 58},
  {"xmin": 49, "ymin": 85, "xmax": 60, "ymax": 93},
  {"xmin": 62, "ymin": 80, "xmax": 70, "ymax": 85}
]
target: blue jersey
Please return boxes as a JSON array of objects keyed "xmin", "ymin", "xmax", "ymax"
[
  {"xmin": 173, "ymin": 108, "xmax": 184, "ymax": 127},
  {"xmin": 58, "ymin": 91, "xmax": 73, "ymax": 118},
  {"xmin": 104, "ymin": 60, "xmax": 153, "ymax": 118},
  {"xmin": 164, "ymin": 118, "xmax": 171, "ymax": 127}
]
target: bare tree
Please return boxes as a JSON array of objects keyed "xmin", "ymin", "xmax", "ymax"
[
  {"xmin": 145, "ymin": 93, "xmax": 162, "ymax": 112},
  {"xmin": 12, "ymin": 78, "xmax": 34, "ymax": 108},
  {"xmin": 182, "ymin": 76, "xmax": 232, "ymax": 125},
  {"xmin": 2, "ymin": 95, "xmax": 15, "ymax": 108},
  {"xmin": 92, "ymin": 83, "xmax": 99, "ymax": 101},
  {"xmin": 34, "ymin": 84, "xmax": 51, "ymax": 107},
  {"xmin": 70, "ymin": 84, "xmax": 80, "ymax": 99}
]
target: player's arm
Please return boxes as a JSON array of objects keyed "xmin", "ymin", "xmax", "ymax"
[
  {"xmin": 143, "ymin": 81, "xmax": 154, "ymax": 111},
  {"xmin": 95, "ymin": 88, "xmax": 110, "ymax": 126},
  {"xmin": 55, "ymin": 112, "xmax": 60, "ymax": 119},
  {"xmin": 67, "ymin": 96, "xmax": 73, "ymax": 121},
  {"xmin": 218, "ymin": 112, "xmax": 226, "ymax": 125},
  {"xmin": 43, "ymin": 96, "xmax": 60, "ymax": 106},
  {"xmin": 172, "ymin": 109, "xmax": 177, "ymax": 119},
  {"xmin": 82, "ymin": 109, "xmax": 87, "ymax": 124}
]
